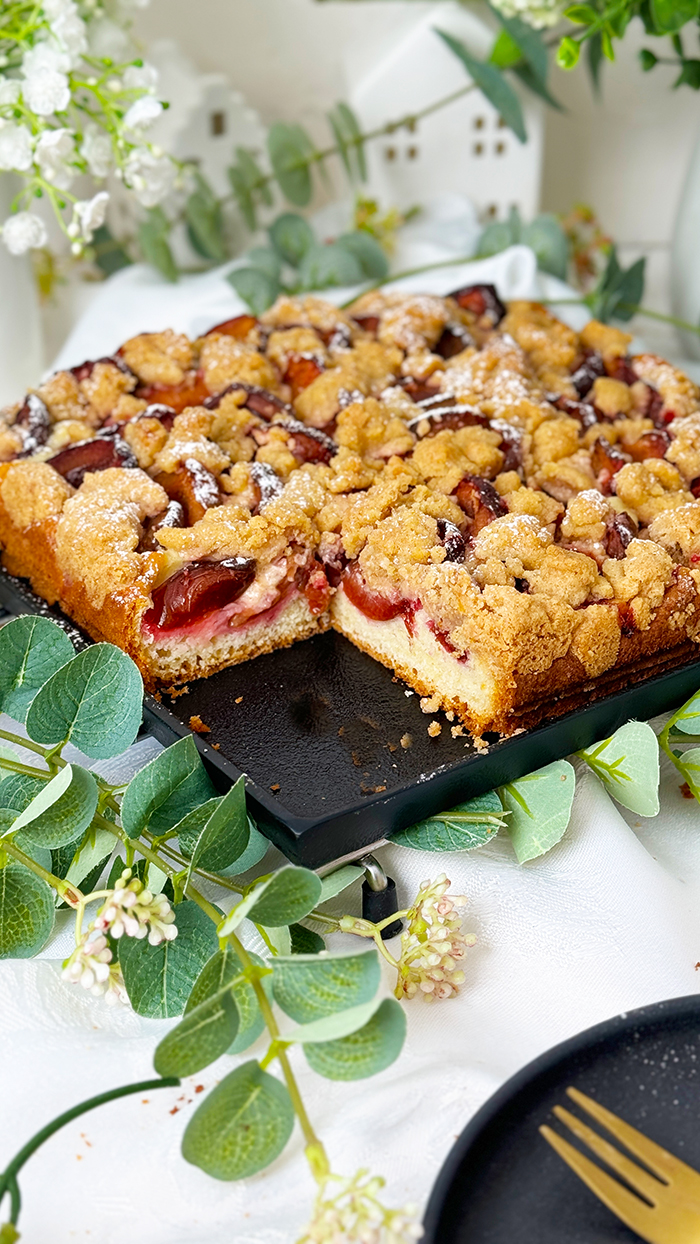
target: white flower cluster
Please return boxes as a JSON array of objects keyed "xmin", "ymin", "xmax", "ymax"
[
  {"xmin": 62, "ymin": 868, "xmax": 177, "ymax": 1005},
  {"xmin": 489, "ymin": 0, "xmax": 567, "ymax": 27},
  {"xmin": 62, "ymin": 932, "xmax": 127, "ymax": 1006},
  {"xmin": 298, "ymin": 1171, "xmax": 423, "ymax": 1244},
  {"xmin": 93, "ymin": 867, "xmax": 178, "ymax": 945},
  {"xmin": 0, "ymin": 0, "xmax": 175, "ymax": 255},
  {"xmin": 395, "ymin": 874, "xmax": 476, "ymax": 1002}
]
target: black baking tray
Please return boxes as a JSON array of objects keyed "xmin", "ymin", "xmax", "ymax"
[
  {"xmin": 1, "ymin": 565, "xmax": 699, "ymax": 869},
  {"xmin": 422, "ymin": 993, "xmax": 700, "ymax": 1242}
]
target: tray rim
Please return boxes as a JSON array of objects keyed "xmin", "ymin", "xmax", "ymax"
[{"xmin": 421, "ymin": 991, "xmax": 700, "ymax": 1243}]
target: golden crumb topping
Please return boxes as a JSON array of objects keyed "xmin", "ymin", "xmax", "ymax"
[
  {"xmin": 648, "ymin": 501, "xmax": 700, "ymax": 562},
  {"xmin": 602, "ymin": 537, "xmax": 674, "ymax": 629},
  {"xmin": 592, "ymin": 376, "xmax": 633, "ymax": 418},
  {"xmin": 36, "ymin": 371, "xmax": 91, "ymax": 425},
  {"xmin": 262, "ymin": 295, "xmax": 355, "ymax": 335},
  {"xmin": 579, "ymin": 320, "xmax": 631, "ymax": 359},
  {"xmin": 570, "ymin": 605, "xmax": 620, "ymax": 676},
  {"xmin": 79, "ymin": 361, "xmax": 137, "ymax": 419},
  {"xmin": 335, "ymin": 397, "xmax": 415, "ymax": 463},
  {"xmin": 501, "ymin": 301, "xmax": 578, "ymax": 373},
  {"xmin": 153, "ymin": 406, "xmax": 230, "ymax": 476},
  {"xmin": 55, "ymin": 468, "xmax": 167, "ymax": 607},
  {"xmin": 2, "ymin": 460, "xmax": 73, "ymax": 528},
  {"xmin": 614, "ymin": 459, "xmax": 692, "ymax": 525},
  {"xmin": 532, "ymin": 416, "xmax": 580, "ymax": 467},
  {"xmin": 632, "ymin": 353, "xmax": 700, "ymax": 420},
  {"xmin": 666, "ymin": 412, "xmax": 700, "ymax": 482},
  {"xmin": 123, "ymin": 415, "xmax": 170, "ymax": 470},
  {"xmin": 121, "ymin": 330, "xmax": 193, "ymax": 386},
  {"xmin": 199, "ymin": 335, "xmax": 279, "ymax": 395}
]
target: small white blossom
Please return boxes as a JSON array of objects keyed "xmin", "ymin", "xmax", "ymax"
[
  {"xmin": 62, "ymin": 933, "xmax": 128, "ymax": 1005},
  {"xmin": 394, "ymin": 874, "xmax": 475, "ymax": 1002},
  {"xmin": 73, "ymin": 190, "xmax": 109, "ymax": 241},
  {"xmin": 35, "ymin": 127, "xmax": 75, "ymax": 190},
  {"xmin": 0, "ymin": 80, "xmax": 21, "ymax": 107},
  {"xmin": 298, "ymin": 1171, "xmax": 423, "ymax": 1244},
  {"xmin": 93, "ymin": 868, "xmax": 178, "ymax": 945},
  {"xmin": 490, "ymin": 0, "xmax": 566, "ymax": 26},
  {"xmin": 22, "ymin": 39, "xmax": 71, "ymax": 76},
  {"xmin": 124, "ymin": 146, "xmax": 175, "ymax": 207},
  {"xmin": 81, "ymin": 122, "xmax": 112, "ymax": 178},
  {"xmin": 123, "ymin": 94, "xmax": 162, "ymax": 131},
  {"xmin": 123, "ymin": 61, "xmax": 158, "ymax": 92},
  {"xmin": 0, "ymin": 122, "xmax": 33, "ymax": 171},
  {"xmin": 2, "ymin": 211, "xmax": 47, "ymax": 255},
  {"xmin": 23, "ymin": 67, "xmax": 71, "ymax": 115}
]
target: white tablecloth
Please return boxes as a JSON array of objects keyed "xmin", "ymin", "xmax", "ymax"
[{"xmin": 2, "ymin": 246, "xmax": 700, "ymax": 1244}]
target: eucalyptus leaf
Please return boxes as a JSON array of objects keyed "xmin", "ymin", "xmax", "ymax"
[
  {"xmin": 676, "ymin": 746, "xmax": 700, "ymax": 799},
  {"xmin": 672, "ymin": 687, "xmax": 700, "ymax": 734},
  {"xmin": 247, "ymin": 246, "xmax": 283, "ymax": 281},
  {"xmin": 183, "ymin": 1060, "xmax": 294, "ymax": 1180},
  {"xmin": 121, "ymin": 735, "xmax": 215, "ymax": 840},
  {"xmin": 476, "ymin": 219, "xmax": 516, "ymax": 259},
  {"xmin": 0, "ymin": 773, "xmax": 45, "ymax": 813},
  {"xmin": 392, "ymin": 790, "xmax": 504, "ymax": 852},
  {"xmin": 154, "ymin": 986, "xmax": 239, "ymax": 1077},
  {"xmin": 186, "ymin": 944, "xmax": 270, "ymax": 1054},
  {"xmin": 219, "ymin": 819, "xmax": 269, "ymax": 875},
  {"xmin": 436, "ymin": 30, "xmax": 527, "ymax": 143},
  {"xmin": 318, "ymin": 864, "xmax": 363, "ymax": 904},
  {"xmin": 269, "ymin": 213, "xmax": 314, "ymax": 266},
  {"xmin": 335, "ymin": 232, "xmax": 389, "ymax": 279},
  {"xmin": 227, "ymin": 266, "xmax": 280, "ymax": 316},
  {"xmin": 264, "ymin": 925, "xmax": 292, "ymax": 956},
  {"xmin": 489, "ymin": 5, "xmax": 549, "ymax": 82},
  {"xmin": 177, "ymin": 777, "xmax": 249, "ymax": 878},
  {"xmin": 333, "ymin": 102, "xmax": 367, "ymax": 180},
  {"xmin": 120, "ymin": 901, "xmax": 218, "ymax": 1018},
  {"xmin": 272, "ymin": 948, "xmax": 379, "ymax": 1022},
  {"xmin": 522, "ymin": 215, "xmax": 570, "ymax": 279},
  {"xmin": 139, "ymin": 209, "xmax": 177, "ymax": 282},
  {"xmin": 0, "ymin": 863, "xmax": 54, "ymax": 958},
  {"xmin": 12, "ymin": 831, "xmax": 52, "ymax": 875},
  {"xmin": 298, "ymin": 242, "xmax": 364, "ymax": 291},
  {"xmin": 26, "ymin": 644, "xmax": 143, "ymax": 760},
  {"xmin": 185, "ymin": 180, "xmax": 227, "ymax": 262},
  {"xmin": 219, "ymin": 865, "xmax": 322, "ymax": 935},
  {"xmin": 267, "ymin": 122, "xmax": 314, "ymax": 206},
  {"xmin": 579, "ymin": 721, "xmax": 660, "ymax": 815},
  {"xmin": 0, "ymin": 616, "xmax": 74, "ymax": 723},
  {"xmin": 65, "ymin": 829, "xmax": 115, "ymax": 888},
  {"xmin": 284, "ymin": 997, "xmax": 383, "ymax": 1044},
  {"xmin": 92, "ymin": 224, "xmax": 132, "ymax": 277},
  {"xmin": 290, "ymin": 924, "xmax": 326, "ymax": 954},
  {"xmin": 502, "ymin": 760, "xmax": 576, "ymax": 863},
  {"xmin": 304, "ymin": 997, "xmax": 406, "ymax": 1081},
  {"xmin": 512, "ymin": 62, "xmax": 564, "ymax": 110},
  {"xmin": 9, "ymin": 764, "xmax": 98, "ymax": 850}
]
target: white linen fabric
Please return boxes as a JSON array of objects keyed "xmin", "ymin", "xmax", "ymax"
[{"xmin": 1, "ymin": 244, "xmax": 699, "ymax": 1244}]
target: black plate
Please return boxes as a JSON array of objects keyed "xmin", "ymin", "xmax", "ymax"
[
  {"xmin": 2, "ymin": 566, "xmax": 700, "ymax": 869},
  {"xmin": 423, "ymin": 993, "xmax": 700, "ymax": 1243}
]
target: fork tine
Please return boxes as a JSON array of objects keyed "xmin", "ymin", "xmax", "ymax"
[
  {"xmin": 552, "ymin": 1105, "xmax": 665, "ymax": 1203},
  {"xmin": 540, "ymin": 1125, "xmax": 659, "ymax": 1243},
  {"xmin": 567, "ymin": 1088, "xmax": 700, "ymax": 1191}
]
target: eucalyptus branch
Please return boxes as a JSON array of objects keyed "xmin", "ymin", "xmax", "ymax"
[
  {"xmin": 0, "ymin": 728, "xmax": 65, "ymax": 764},
  {"xmin": 0, "ymin": 1077, "xmax": 179, "ymax": 1232},
  {"xmin": 0, "ymin": 836, "xmax": 81, "ymax": 906}
]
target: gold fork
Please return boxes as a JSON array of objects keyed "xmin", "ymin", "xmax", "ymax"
[{"xmin": 539, "ymin": 1087, "xmax": 700, "ymax": 1243}]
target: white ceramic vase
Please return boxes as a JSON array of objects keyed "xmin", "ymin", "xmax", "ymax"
[
  {"xmin": 671, "ymin": 122, "xmax": 700, "ymax": 361},
  {"xmin": 0, "ymin": 178, "xmax": 44, "ymax": 406}
]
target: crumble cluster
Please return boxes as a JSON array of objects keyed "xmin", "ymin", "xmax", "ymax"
[{"xmin": 2, "ymin": 284, "xmax": 700, "ymax": 724}]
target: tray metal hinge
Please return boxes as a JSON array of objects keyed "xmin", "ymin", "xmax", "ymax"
[{"xmin": 360, "ymin": 854, "xmax": 403, "ymax": 940}]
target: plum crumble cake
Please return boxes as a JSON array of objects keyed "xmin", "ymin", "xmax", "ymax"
[{"xmin": 2, "ymin": 286, "xmax": 700, "ymax": 736}]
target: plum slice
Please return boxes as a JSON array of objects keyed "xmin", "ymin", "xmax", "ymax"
[
  {"xmin": 604, "ymin": 511, "xmax": 637, "ymax": 560},
  {"xmin": 591, "ymin": 436, "xmax": 630, "ymax": 493},
  {"xmin": 436, "ymin": 517, "xmax": 466, "ymax": 563},
  {"xmin": 204, "ymin": 382, "xmax": 292, "ymax": 422},
  {"xmin": 453, "ymin": 474, "xmax": 507, "ymax": 533},
  {"xmin": 284, "ymin": 354, "xmax": 324, "ymax": 398},
  {"xmin": 145, "ymin": 556, "xmax": 256, "ymax": 632},
  {"xmin": 71, "ymin": 355, "xmax": 135, "ymax": 383},
  {"xmin": 138, "ymin": 500, "xmax": 185, "ymax": 553},
  {"xmin": 351, "ymin": 315, "xmax": 380, "ymax": 334},
  {"xmin": 154, "ymin": 458, "xmax": 221, "ymax": 526},
  {"xmin": 627, "ymin": 430, "xmax": 670, "ymax": 462},
  {"xmin": 48, "ymin": 434, "xmax": 137, "ymax": 487},
  {"xmin": 249, "ymin": 461, "xmax": 284, "ymax": 511},
  {"xmin": 606, "ymin": 356, "xmax": 637, "ymax": 386},
  {"xmin": 342, "ymin": 561, "xmax": 407, "ymax": 622},
  {"xmin": 551, "ymin": 393, "xmax": 598, "ymax": 431},
  {"xmin": 275, "ymin": 417, "xmax": 336, "ymax": 465},
  {"xmin": 435, "ymin": 323, "xmax": 474, "ymax": 359},
  {"xmin": 447, "ymin": 283, "xmax": 506, "ymax": 326},
  {"xmin": 408, "ymin": 399, "xmax": 489, "ymax": 437},
  {"xmin": 570, "ymin": 350, "xmax": 605, "ymax": 398},
  {"xmin": 135, "ymin": 370, "xmax": 210, "ymax": 414},
  {"xmin": 203, "ymin": 314, "xmax": 259, "ymax": 339},
  {"xmin": 138, "ymin": 403, "xmax": 177, "ymax": 432},
  {"xmin": 14, "ymin": 393, "xmax": 51, "ymax": 456}
]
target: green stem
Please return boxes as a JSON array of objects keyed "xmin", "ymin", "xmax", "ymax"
[
  {"xmin": 0, "ymin": 837, "xmax": 81, "ymax": 906},
  {"xmin": 0, "ymin": 1078, "xmax": 179, "ymax": 1226},
  {"xmin": 542, "ymin": 296, "xmax": 700, "ymax": 338},
  {"xmin": 0, "ymin": 758, "xmax": 51, "ymax": 780},
  {"xmin": 226, "ymin": 928, "xmax": 329, "ymax": 1180},
  {"xmin": 0, "ymin": 728, "xmax": 62, "ymax": 764}
]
